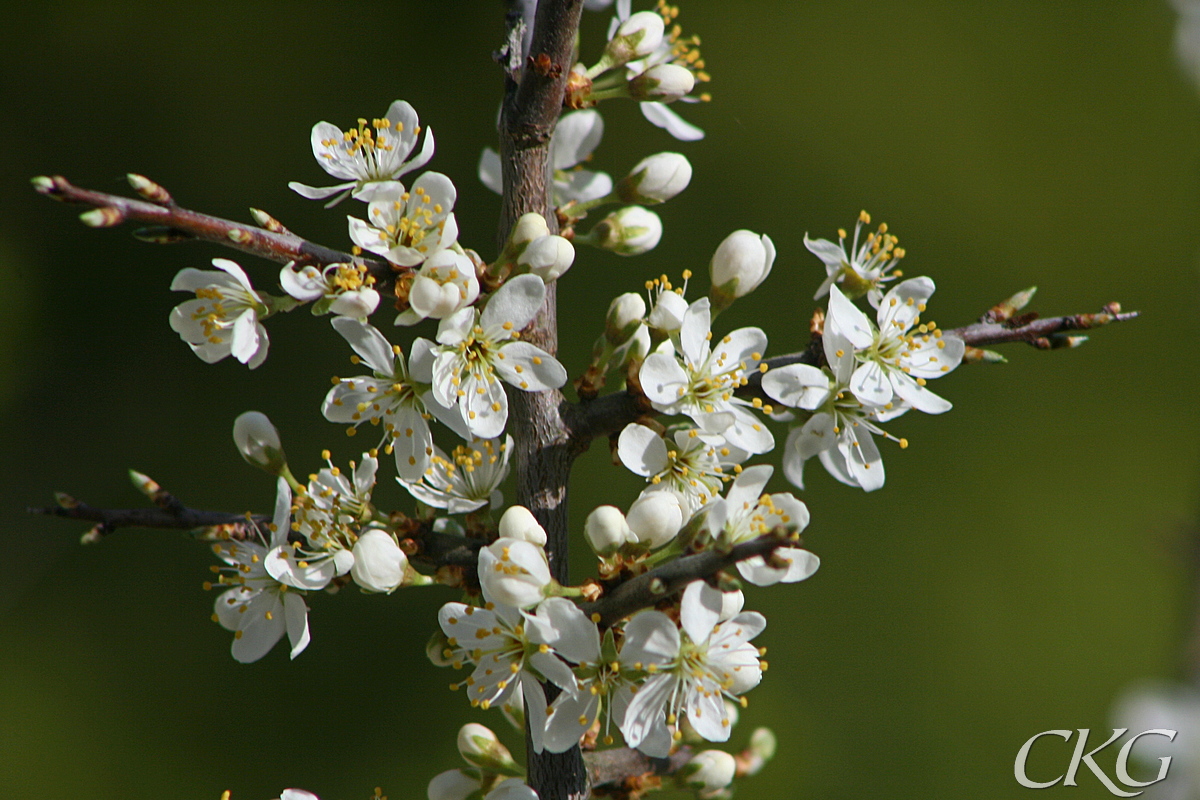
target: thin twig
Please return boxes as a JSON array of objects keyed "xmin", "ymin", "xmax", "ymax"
[
  {"xmin": 580, "ymin": 531, "xmax": 794, "ymax": 628},
  {"xmin": 32, "ymin": 175, "xmax": 399, "ymax": 290}
]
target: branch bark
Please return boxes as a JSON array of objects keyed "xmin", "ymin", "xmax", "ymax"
[
  {"xmin": 495, "ymin": 1, "xmax": 588, "ymax": 798},
  {"xmin": 32, "ymin": 175, "xmax": 399, "ymax": 291}
]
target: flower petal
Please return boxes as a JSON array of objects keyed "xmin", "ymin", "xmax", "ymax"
[
  {"xmin": 494, "ymin": 342, "xmax": 567, "ymax": 391},
  {"xmin": 482, "ymin": 274, "xmax": 546, "ymax": 332}
]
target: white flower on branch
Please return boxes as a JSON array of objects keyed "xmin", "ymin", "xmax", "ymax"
[
  {"xmin": 267, "ymin": 452, "xmax": 378, "ymax": 590},
  {"xmin": 707, "ymin": 465, "xmax": 819, "ymax": 586},
  {"xmin": 349, "ymin": 529, "xmax": 408, "ymax": 593},
  {"xmin": 279, "ymin": 261, "xmax": 380, "ymax": 319},
  {"xmin": 617, "ymin": 423, "xmax": 737, "ymax": 515},
  {"xmin": 289, "ymin": 99, "xmax": 435, "ymax": 206},
  {"xmin": 209, "ymin": 478, "xmax": 310, "ymax": 663},
  {"xmin": 348, "ymin": 174, "xmax": 459, "ymax": 267},
  {"xmin": 399, "ymin": 435, "xmax": 513, "ymax": 514},
  {"xmin": 805, "ymin": 210, "xmax": 905, "ymax": 307},
  {"xmin": 430, "ymin": 275, "xmax": 567, "ymax": 439},
  {"xmin": 621, "ymin": 582, "xmax": 764, "ymax": 749},
  {"xmin": 580, "ymin": 206, "xmax": 662, "ymax": 255},
  {"xmin": 639, "ymin": 297, "xmax": 773, "ymax": 455},
  {"xmin": 709, "ymin": 230, "xmax": 775, "ymax": 310},
  {"xmin": 322, "ymin": 317, "xmax": 469, "ymax": 483},
  {"xmin": 478, "ymin": 538, "xmax": 552, "ymax": 609},
  {"xmin": 825, "ymin": 279, "xmax": 964, "ymax": 414},
  {"xmin": 169, "ymin": 258, "xmax": 270, "ymax": 369},
  {"xmin": 762, "ymin": 326, "xmax": 908, "ymax": 492},
  {"xmin": 397, "ymin": 248, "xmax": 481, "ymax": 326},
  {"xmin": 684, "ymin": 750, "xmax": 738, "ymax": 797},
  {"xmin": 438, "ymin": 599, "xmax": 576, "ymax": 754},
  {"xmin": 480, "ymin": 109, "xmax": 613, "ymax": 206}
]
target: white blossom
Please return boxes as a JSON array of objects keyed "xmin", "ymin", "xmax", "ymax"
[
  {"xmin": 624, "ymin": 491, "xmax": 684, "ymax": 548},
  {"xmin": 348, "ymin": 174, "xmax": 458, "ymax": 267},
  {"xmin": 617, "ymin": 423, "xmax": 735, "ymax": 515},
  {"xmin": 621, "ymin": 582, "xmax": 764, "ymax": 748},
  {"xmin": 430, "ymin": 275, "xmax": 567, "ymax": 438},
  {"xmin": 806, "ymin": 210, "xmax": 905, "ymax": 307},
  {"xmin": 289, "ymin": 100, "xmax": 434, "ymax": 206},
  {"xmin": 169, "ymin": 258, "xmax": 270, "ymax": 368},
  {"xmin": 519, "ymin": 235, "xmax": 575, "ymax": 283},
  {"xmin": 709, "ymin": 465, "xmax": 819, "ymax": 586},
  {"xmin": 685, "ymin": 750, "xmax": 738, "ymax": 797},
  {"xmin": 210, "ymin": 478, "xmax": 310, "ymax": 663},
  {"xmin": 399, "ymin": 436, "xmax": 512, "ymax": 514},
  {"xmin": 761, "ymin": 324, "xmax": 908, "ymax": 492},
  {"xmin": 639, "ymin": 297, "xmax": 774, "ymax": 454},
  {"xmin": 825, "ymin": 279, "xmax": 964, "ymax": 414},
  {"xmin": 396, "ymin": 248, "xmax": 481, "ymax": 326},
  {"xmin": 606, "ymin": 292, "xmax": 647, "ymax": 346},
  {"xmin": 322, "ymin": 317, "xmax": 468, "ymax": 483},
  {"xmin": 437, "ymin": 600, "xmax": 575, "ymax": 754},
  {"xmin": 279, "ymin": 261, "xmax": 380, "ymax": 318},
  {"xmin": 478, "ymin": 538, "xmax": 552, "ymax": 609},
  {"xmin": 480, "ymin": 109, "xmax": 613, "ymax": 206},
  {"xmin": 585, "ymin": 505, "xmax": 634, "ymax": 555}
]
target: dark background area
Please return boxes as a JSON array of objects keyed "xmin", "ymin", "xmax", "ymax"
[{"xmin": 1, "ymin": 2, "xmax": 1197, "ymax": 798}]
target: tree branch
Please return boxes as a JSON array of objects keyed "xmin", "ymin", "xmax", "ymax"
[
  {"xmin": 584, "ymin": 745, "xmax": 694, "ymax": 790},
  {"xmin": 31, "ymin": 174, "xmax": 400, "ymax": 291},
  {"xmin": 580, "ymin": 530, "xmax": 795, "ymax": 628}
]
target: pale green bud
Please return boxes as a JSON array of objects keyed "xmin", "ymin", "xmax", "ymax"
[{"xmin": 232, "ymin": 411, "xmax": 287, "ymax": 475}]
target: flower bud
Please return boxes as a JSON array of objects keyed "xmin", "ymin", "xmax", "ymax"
[
  {"xmin": 498, "ymin": 505, "xmax": 547, "ymax": 546},
  {"xmin": 232, "ymin": 411, "xmax": 287, "ymax": 475},
  {"xmin": 512, "ymin": 212, "xmax": 551, "ymax": 246},
  {"xmin": 405, "ymin": 249, "xmax": 480, "ymax": 322},
  {"xmin": 427, "ymin": 769, "xmax": 480, "ymax": 800},
  {"xmin": 350, "ymin": 529, "xmax": 408, "ymax": 593},
  {"xmin": 519, "ymin": 234, "xmax": 575, "ymax": 282},
  {"xmin": 709, "ymin": 230, "xmax": 775, "ymax": 309},
  {"xmin": 586, "ymin": 206, "xmax": 662, "ymax": 255},
  {"xmin": 585, "ymin": 505, "xmax": 632, "ymax": 555},
  {"xmin": 605, "ymin": 292, "xmax": 647, "ymax": 346},
  {"xmin": 647, "ymin": 290, "xmax": 688, "ymax": 333},
  {"xmin": 684, "ymin": 750, "xmax": 737, "ymax": 796},
  {"xmin": 617, "ymin": 153, "xmax": 692, "ymax": 204},
  {"xmin": 749, "ymin": 727, "xmax": 777, "ymax": 763},
  {"xmin": 328, "ymin": 287, "xmax": 380, "ymax": 318},
  {"xmin": 457, "ymin": 723, "xmax": 519, "ymax": 772},
  {"xmin": 604, "ymin": 11, "xmax": 665, "ymax": 65},
  {"xmin": 629, "ymin": 64, "xmax": 695, "ymax": 102},
  {"xmin": 478, "ymin": 538, "xmax": 551, "ymax": 609},
  {"xmin": 625, "ymin": 492, "xmax": 684, "ymax": 548},
  {"xmin": 426, "ymin": 629, "xmax": 457, "ymax": 667}
]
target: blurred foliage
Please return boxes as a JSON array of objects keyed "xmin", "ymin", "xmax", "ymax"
[{"xmin": 1, "ymin": 1, "xmax": 1197, "ymax": 799}]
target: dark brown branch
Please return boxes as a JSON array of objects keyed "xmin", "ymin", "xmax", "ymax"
[
  {"xmin": 584, "ymin": 745, "xmax": 694, "ymax": 790},
  {"xmin": 32, "ymin": 175, "xmax": 399, "ymax": 291},
  {"xmin": 580, "ymin": 531, "xmax": 794, "ymax": 628},
  {"xmin": 31, "ymin": 499, "xmax": 269, "ymax": 538}
]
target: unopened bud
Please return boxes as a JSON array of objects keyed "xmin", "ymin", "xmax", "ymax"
[
  {"xmin": 629, "ymin": 63, "xmax": 695, "ymax": 102},
  {"xmin": 684, "ymin": 750, "xmax": 737, "ymax": 796},
  {"xmin": 427, "ymin": 769, "xmax": 480, "ymax": 800},
  {"xmin": 647, "ymin": 290, "xmax": 688, "ymax": 333},
  {"xmin": 126, "ymin": 173, "xmax": 172, "ymax": 205},
  {"xmin": 519, "ymin": 234, "xmax": 575, "ymax": 282},
  {"xmin": 605, "ymin": 292, "xmax": 647, "ymax": 345},
  {"xmin": 350, "ymin": 529, "xmax": 408, "ymax": 593},
  {"xmin": 584, "ymin": 206, "xmax": 662, "ymax": 255},
  {"xmin": 585, "ymin": 505, "xmax": 632, "ymax": 555},
  {"xmin": 232, "ymin": 411, "xmax": 287, "ymax": 475},
  {"xmin": 603, "ymin": 11, "xmax": 665, "ymax": 66},
  {"xmin": 617, "ymin": 152, "xmax": 692, "ymax": 204},
  {"xmin": 498, "ymin": 505, "xmax": 548, "ymax": 546},
  {"xmin": 456, "ymin": 723, "xmax": 519, "ymax": 772},
  {"xmin": 709, "ymin": 230, "xmax": 775, "ymax": 309},
  {"xmin": 749, "ymin": 727, "xmax": 777, "ymax": 763},
  {"xmin": 512, "ymin": 213, "xmax": 550, "ymax": 246},
  {"xmin": 625, "ymin": 492, "xmax": 684, "ymax": 548},
  {"xmin": 80, "ymin": 207, "xmax": 124, "ymax": 228},
  {"xmin": 426, "ymin": 629, "xmax": 456, "ymax": 667}
]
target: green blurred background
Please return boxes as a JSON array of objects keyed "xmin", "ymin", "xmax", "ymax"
[{"xmin": 1, "ymin": 1, "xmax": 1196, "ymax": 798}]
